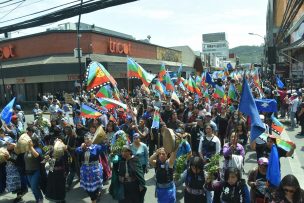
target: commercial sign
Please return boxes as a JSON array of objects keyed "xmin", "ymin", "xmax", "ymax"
[
  {"xmin": 109, "ymin": 38, "xmax": 131, "ymax": 55},
  {"xmin": 0, "ymin": 44, "xmax": 14, "ymax": 60},
  {"xmin": 156, "ymin": 47, "xmax": 181, "ymax": 62}
]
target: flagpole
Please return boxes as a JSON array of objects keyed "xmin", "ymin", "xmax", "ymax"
[{"xmin": 127, "ymin": 56, "xmax": 130, "ymax": 96}]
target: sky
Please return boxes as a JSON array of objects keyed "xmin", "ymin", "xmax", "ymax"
[{"xmin": 0, "ymin": 0, "xmax": 268, "ymax": 51}]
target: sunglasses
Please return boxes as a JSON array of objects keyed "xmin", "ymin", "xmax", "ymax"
[{"xmin": 284, "ymin": 188, "xmax": 296, "ymax": 193}]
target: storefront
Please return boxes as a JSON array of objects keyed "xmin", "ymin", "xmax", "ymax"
[{"xmin": 0, "ymin": 30, "xmax": 194, "ymax": 103}]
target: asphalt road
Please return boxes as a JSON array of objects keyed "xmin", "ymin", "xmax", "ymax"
[{"xmin": 0, "ymin": 114, "xmax": 303, "ymax": 203}]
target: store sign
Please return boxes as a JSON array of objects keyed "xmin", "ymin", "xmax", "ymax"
[
  {"xmin": 109, "ymin": 38, "xmax": 131, "ymax": 55},
  {"xmin": 156, "ymin": 47, "xmax": 181, "ymax": 62},
  {"xmin": 67, "ymin": 75, "xmax": 80, "ymax": 81},
  {"xmin": 0, "ymin": 44, "xmax": 14, "ymax": 59}
]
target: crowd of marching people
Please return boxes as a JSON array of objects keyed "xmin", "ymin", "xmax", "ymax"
[{"xmin": 1, "ymin": 65, "xmax": 304, "ymax": 203}]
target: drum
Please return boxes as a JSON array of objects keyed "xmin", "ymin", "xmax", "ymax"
[
  {"xmin": 0, "ymin": 148, "xmax": 9, "ymax": 163},
  {"xmin": 162, "ymin": 127, "xmax": 182, "ymax": 153},
  {"xmin": 17, "ymin": 133, "xmax": 32, "ymax": 153},
  {"xmin": 53, "ymin": 140, "xmax": 65, "ymax": 159},
  {"xmin": 92, "ymin": 125, "xmax": 106, "ymax": 144}
]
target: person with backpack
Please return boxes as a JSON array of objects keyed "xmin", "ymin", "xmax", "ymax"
[
  {"xmin": 205, "ymin": 167, "xmax": 250, "ymax": 203},
  {"xmin": 175, "ymin": 156, "xmax": 207, "ymax": 203},
  {"xmin": 247, "ymin": 157, "xmax": 269, "ymax": 203}
]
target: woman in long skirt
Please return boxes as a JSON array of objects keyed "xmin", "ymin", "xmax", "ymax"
[{"xmin": 76, "ymin": 133, "xmax": 107, "ymax": 203}]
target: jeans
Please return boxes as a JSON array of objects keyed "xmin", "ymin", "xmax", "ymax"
[
  {"xmin": 290, "ymin": 111, "xmax": 296, "ymax": 128},
  {"xmin": 206, "ymin": 190, "xmax": 214, "ymax": 203},
  {"xmin": 27, "ymin": 170, "xmax": 43, "ymax": 201}
]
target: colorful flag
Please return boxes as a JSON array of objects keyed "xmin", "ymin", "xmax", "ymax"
[
  {"xmin": 259, "ymin": 133, "xmax": 293, "ymax": 152},
  {"xmin": 228, "ymin": 83, "xmax": 237, "ymax": 100},
  {"xmin": 112, "ymin": 86, "xmax": 121, "ymax": 101},
  {"xmin": 155, "ymin": 80, "xmax": 165, "ymax": 95},
  {"xmin": 271, "ymin": 114, "xmax": 284, "ymax": 135},
  {"xmin": 276, "ymin": 76, "xmax": 285, "ymax": 88},
  {"xmin": 1, "ymin": 97, "xmax": 16, "ymax": 125},
  {"xmin": 96, "ymin": 85, "xmax": 113, "ymax": 98},
  {"xmin": 127, "ymin": 57, "xmax": 155, "ymax": 87},
  {"xmin": 239, "ymin": 77, "xmax": 265, "ymax": 142},
  {"xmin": 188, "ymin": 77, "xmax": 202, "ymax": 96},
  {"xmin": 171, "ymin": 91, "xmax": 181, "ymax": 105},
  {"xmin": 151, "ymin": 108, "xmax": 160, "ymax": 129},
  {"xmin": 214, "ymin": 85, "xmax": 225, "ymax": 98},
  {"xmin": 266, "ymin": 144, "xmax": 281, "ymax": 187},
  {"xmin": 158, "ymin": 63, "xmax": 166, "ymax": 82},
  {"xmin": 80, "ymin": 104, "xmax": 102, "ymax": 119},
  {"xmin": 85, "ymin": 62, "xmax": 116, "ymax": 91},
  {"xmin": 176, "ymin": 65, "xmax": 183, "ymax": 85},
  {"xmin": 252, "ymin": 68, "xmax": 263, "ymax": 95},
  {"xmin": 96, "ymin": 98, "xmax": 127, "ymax": 110},
  {"xmin": 165, "ymin": 71, "xmax": 175, "ymax": 92},
  {"xmin": 255, "ymin": 99, "xmax": 278, "ymax": 112}
]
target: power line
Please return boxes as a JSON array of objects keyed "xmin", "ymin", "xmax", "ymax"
[
  {"xmin": 0, "ymin": 0, "xmax": 15, "ymax": 5},
  {"xmin": 0, "ymin": 0, "xmax": 25, "ymax": 21},
  {"xmin": 0, "ymin": 0, "xmax": 24, "ymax": 9},
  {"xmin": 0, "ymin": 0, "xmax": 80, "ymax": 23},
  {"xmin": 0, "ymin": 0, "xmax": 139, "ymax": 34}
]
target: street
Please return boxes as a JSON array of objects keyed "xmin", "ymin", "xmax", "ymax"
[{"xmin": 0, "ymin": 114, "xmax": 304, "ymax": 203}]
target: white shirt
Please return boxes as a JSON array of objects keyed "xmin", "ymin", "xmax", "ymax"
[
  {"xmin": 198, "ymin": 135, "xmax": 221, "ymax": 156},
  {"xmin": 291, "ymin": 97, "xmax": 299, "ymax": 113}
]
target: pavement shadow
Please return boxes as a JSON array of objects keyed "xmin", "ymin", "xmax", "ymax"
[
  {"xmin": 0, "ymin": 198, "xmax": 11, "ymax": 203},
  {"xmin": 295, "ymin": 135, "xmax": 304, "ymax": 139},
  {"xmin": 176, "ymin": 189, "xmax": 184, "ymax": 203}
]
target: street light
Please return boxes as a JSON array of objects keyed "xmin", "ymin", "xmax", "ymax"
[{"xmin": 248, "ymin": 32, "xmax": 265, "ymax": 39}]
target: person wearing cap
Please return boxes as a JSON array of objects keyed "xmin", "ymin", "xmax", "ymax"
[
  {"xmin": 289, "ymin": 92, "xmax": 299, "ymax": 129},
  {"xmin": 204, "ymin": 112, "xmax": 218, "ymax": 134},
  {"xmin": 111, "ymin": 145, "xmax": 146, "ymax": 203},
  {"xmin": 75, "ymin": 133, "xmax": 107, "ymax": 203},
  {"xmin": 247, "ymin": 157, "xmax": 269, "ymax": 203},
  {"xmin": 130, "ymin": 133, "xmax": 149, "ymax": 174}
]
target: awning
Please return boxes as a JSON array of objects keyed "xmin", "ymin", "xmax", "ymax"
[{"xmin": 281, "ymin": 39, "xmax": 304, "ymax": 51}]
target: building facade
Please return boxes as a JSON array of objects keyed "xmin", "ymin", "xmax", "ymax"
[
  {"xmin": 266, "ymin": 0, "xmax": 304, "ymax": 87},
  {"xmin": 0, "ymin": 26, "xmax": 194, "ymax": 104},
  {"xmin": 202, "ymin": 32, "xmax": 229, "ymax": 60}
]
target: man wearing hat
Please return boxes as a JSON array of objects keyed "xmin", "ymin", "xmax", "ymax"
[
  {"xmin": 289, "ymin": 92, "xmax": 299, "ymax": 129},
  {"xmin": 247, "ymin": 157, "xmax": 269, "ymax": 203}
]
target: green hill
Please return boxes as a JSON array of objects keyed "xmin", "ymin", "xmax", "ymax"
[{"xmin": 229, "ymin": 46, "xmax": 263, "ymax": 64}]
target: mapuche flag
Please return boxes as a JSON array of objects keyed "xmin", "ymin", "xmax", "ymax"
[{"xmin": 127, "ymin": 57, "xmax": 155, "ymax": 87}]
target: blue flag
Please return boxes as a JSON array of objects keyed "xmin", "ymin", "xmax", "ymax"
[
  {"xmin": 266, "ymin": 144, "xmax": 281, "ymax": 187},
  {"xmin": 239, "ymin": 78, "xmax": 265, "ymax": 142},
  {"xmin": 255, "ymin": 99, "xmax": 278, "ymax": 112},
  {"xmin": 276, "ymin": 76, "xmax": 284, "ymax": 88},
  {"xmin": 1, "ymin": 97, "xmax": 16, "ymax": 125},
  {"xmin": 227, "ymin": 63, "xmax": 233, "ymax": 70},
  {"xmin": 206, "ymin": 72, "xmax": 215, "ymax": 87}
]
